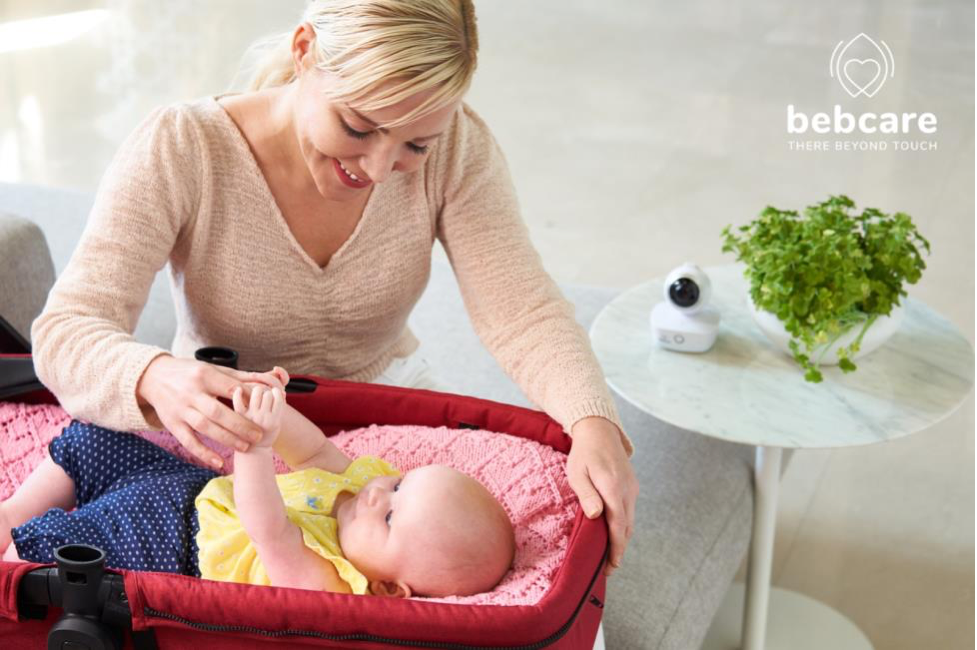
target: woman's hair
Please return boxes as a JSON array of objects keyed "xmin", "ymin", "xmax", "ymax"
[{"xmin": 238, "ymin": 0, "xmax": 478, "ymax": 128}]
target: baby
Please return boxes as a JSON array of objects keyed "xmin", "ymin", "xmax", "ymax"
[{"xmin": 0, "ymin": 369, "xmax": 515, "ymax": 598}]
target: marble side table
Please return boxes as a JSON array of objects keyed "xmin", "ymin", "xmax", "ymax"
[{"xmin": 589, "ymin": 264, "xmax": 974, "ymax": 650}]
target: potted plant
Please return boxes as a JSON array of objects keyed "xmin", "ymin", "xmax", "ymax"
[{"xmin": 721, "ymin": 195, "xmax": 930, "ymax": 382}]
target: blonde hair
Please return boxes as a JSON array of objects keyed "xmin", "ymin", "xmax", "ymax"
[{"xmin": 239, "ymin": 0, "xmax": 478, "ymax": 129}]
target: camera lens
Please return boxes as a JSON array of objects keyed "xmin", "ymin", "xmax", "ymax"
[{"xmin": 668, "ymin": 278, "xmax": 700, "ymax": 308}]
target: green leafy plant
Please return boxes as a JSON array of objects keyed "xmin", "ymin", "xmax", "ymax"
[{"xmin": 721, "ymin": 195, "xmax": 930, "ymax": 382}]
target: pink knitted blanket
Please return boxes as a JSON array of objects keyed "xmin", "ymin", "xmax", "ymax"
[{"xmin": 0, "ymin": 402, "xmax": 575, "ymax": 606}]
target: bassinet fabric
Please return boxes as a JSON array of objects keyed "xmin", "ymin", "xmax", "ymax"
[{"xmin": 2, "ymin": 404, "xmax": 580, "ymax": 607}]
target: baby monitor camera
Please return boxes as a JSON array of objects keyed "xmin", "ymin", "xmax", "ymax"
[{"xmin": 650, "ymin": 263, "xmax": 720, "ymax": 352}]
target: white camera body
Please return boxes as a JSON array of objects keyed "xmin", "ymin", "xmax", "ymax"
[{"xmin": 650, "ymin": 263, "xmax": 721, "ymax": 353}]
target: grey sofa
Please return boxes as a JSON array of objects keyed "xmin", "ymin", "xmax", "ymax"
[{"xmin": 0, "ymin": 182, "xmax": 780, "ymax": 649}]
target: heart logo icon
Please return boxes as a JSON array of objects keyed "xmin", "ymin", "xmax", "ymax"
[
  {"xmin": 843, "ymin": 59, "xmax": 882, "ymax": 97},
  {"xmin": 830, "ymin": 34, "xmax": 894, "ymax": 98}
]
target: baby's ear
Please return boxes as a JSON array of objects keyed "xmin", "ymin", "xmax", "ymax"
[{"xmin": 369, "ymin": 579, "xmax": 412, "ymax": 598}]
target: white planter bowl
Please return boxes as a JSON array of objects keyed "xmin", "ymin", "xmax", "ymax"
[{"xmin": 748, "ymin": 298, "xmax": 904, "ymax": 366}]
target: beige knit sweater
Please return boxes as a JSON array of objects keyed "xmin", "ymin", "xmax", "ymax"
[{"xmin": 31, "ymin": 97, "xmax": 631, "ymax": 454}]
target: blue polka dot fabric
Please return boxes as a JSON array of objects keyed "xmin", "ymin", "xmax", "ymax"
[{"xmin": 11, "ymin": 420, "xmax": 218, "ymax": 576}]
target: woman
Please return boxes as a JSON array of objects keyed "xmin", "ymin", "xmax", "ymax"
[{"xmin": 31, "ymin": 0, "xmax": 637, "ymax": 575}]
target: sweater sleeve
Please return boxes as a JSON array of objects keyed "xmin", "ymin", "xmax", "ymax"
[
  {"xmin": 30, "ymin": 104, "xmax": 203, "ymax": 432},
  {"xmin": 433, "ymin": 106, "xmax": 632, "ymax": 456}
]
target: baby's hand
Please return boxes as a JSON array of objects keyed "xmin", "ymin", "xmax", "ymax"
[
  {"xmin": 232, "ymin": 384, "xmax": 284, "ymax": 449},
  {"xmin": 239, "ymin": 366, "xmax": 290, "ymax": 394}
]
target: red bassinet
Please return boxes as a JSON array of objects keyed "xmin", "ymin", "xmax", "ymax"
[{"xmin": 0, "ymin": 354, "xmax": 608, "ymax": 650}]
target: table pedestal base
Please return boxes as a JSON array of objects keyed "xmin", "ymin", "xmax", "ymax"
[
  {"xmin": 701, "ymin": 583, "xmax": 873, "ymax": 650},
  {"xmin": 592, "ymin": 622, "xmax": 605, "ymax": 650}
]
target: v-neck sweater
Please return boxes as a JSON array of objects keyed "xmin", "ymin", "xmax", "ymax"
[{"xmin": 30, "ymin": 97, "xmax": 630, "ymax": 454}]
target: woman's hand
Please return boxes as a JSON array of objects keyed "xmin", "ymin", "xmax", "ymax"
[
  {"xmin": 566, "ymin": 417, "xmax": 639, "ymax": 577},
  {"xmin": 232, "ymin": 384, "xmax": 285, "ymax": 448},
  {"xmin": 136, "ymin": 355, "xmax": 277, "ymax": 469}
]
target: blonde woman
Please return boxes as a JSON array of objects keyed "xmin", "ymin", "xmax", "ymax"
[{"xmin": 30, "ymin": 0, "xmax": 638, "ymax": 575}]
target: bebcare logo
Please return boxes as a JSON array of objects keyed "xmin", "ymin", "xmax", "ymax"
[
  {"xmin": 830, "ymin": 33, "xmax": 894, "ymax": 98},
  {"xmin": 786, "ymin": 33, "xmax": 937, "ymax": 152}
]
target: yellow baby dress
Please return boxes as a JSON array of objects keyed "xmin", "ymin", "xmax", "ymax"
[{"xmin": 195, "ymin": 455, "xmax": 400, "ymax": 594}]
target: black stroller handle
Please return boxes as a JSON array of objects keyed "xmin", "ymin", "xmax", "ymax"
[
  {"xmin": 193, "ymin": 346, "xmax": 238, "ymax": 369},
  {"xmin": 0, "ymin": 355, "xmax": 44, "ymax": 401},
  {"xmin": 17, "ymin": 543, "xmax": 159, "ymax": 650}
]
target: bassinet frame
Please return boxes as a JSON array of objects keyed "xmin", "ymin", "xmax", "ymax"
[{"xmin": 0, "ymin": 354, "xmax": 608, "ymax": 650}]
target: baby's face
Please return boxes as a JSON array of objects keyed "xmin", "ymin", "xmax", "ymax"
[{"xmin": 335, "ymin": 464, "xmax": 513, "ymax": 598}]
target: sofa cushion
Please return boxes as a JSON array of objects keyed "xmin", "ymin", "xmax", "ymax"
[{"xmin": 0, "ymin": 211, "xmax": 56, "ymax": 343}]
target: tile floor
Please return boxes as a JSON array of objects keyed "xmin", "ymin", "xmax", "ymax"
[{"xmin": 1, "ymin": 1, "xmax": 973, "ymax": 648}]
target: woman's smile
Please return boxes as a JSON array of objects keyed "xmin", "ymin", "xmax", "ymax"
[{"xmin": 332, "ymin": 157, "xmax": 372, "ymax": 189}]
